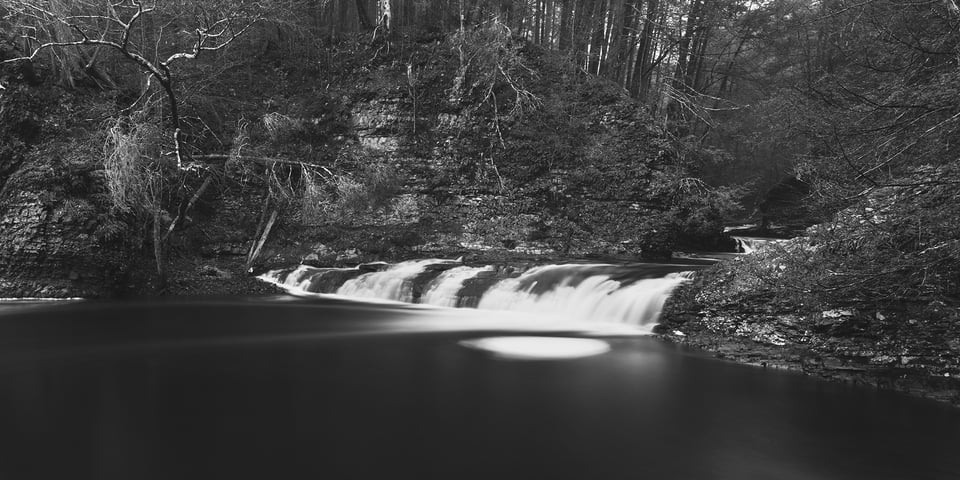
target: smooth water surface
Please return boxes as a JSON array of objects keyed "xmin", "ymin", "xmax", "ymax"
[{"xmin": 0, "ymin": 298, "xmax": 958, "ymax": 479}]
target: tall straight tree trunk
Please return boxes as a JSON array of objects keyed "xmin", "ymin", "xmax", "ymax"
[
  {"xmin": 649, "ymin": 7, "xmax": 670, "ymax": 115},
  {"xmin": 684, "ymin": 0, "xmax": 716, "ymax": 93},
  {"xmin": 589, "ymin": 0, "xmax": 609, "ymax": 73},
  {"xmin": 619, "ymin": 0, "xmax": 641, "ymax": 86},
  {"xmin": 573, "ymin": 0, "xmax": 597, "ymax": 65},
  {"xmin": 559, "ymin": 0, "xmax": 573, "ymax": 50},
  {"xmin": 689, "ymin": 23, "xmax": 712, "ymax": 93},
  {"xmin": 534, "ymin": 0, "xmax": 543, "ymax": 43},
  {"xmin": 579, "ymin": 0, "xmax": 601, "ymax": 69},
  {"xmin": 376, "ymin": 0, "xmax": 391, "ymax": 30},
  {"xmin": 512, "ymin": 0, "xmax": 527, "ymax": 34},
  {"xmin": 631, "ymin": 0, "xmax": 659, "ymax": 99},
  {"xmin": 602, "ymin": 0, "xmax": 625, "ymax": 77},
  {"xmin": 672, "ymin": 0, "xmax": 703, "ymax": 93},
  {"xmin": 544, "ymin": 0, "xmax": 555, "ymax": 47}
]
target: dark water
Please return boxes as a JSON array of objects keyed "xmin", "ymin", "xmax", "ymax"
[{"xmin": 1, "ymin": 298, "xmax": 959, "ymax": 479}]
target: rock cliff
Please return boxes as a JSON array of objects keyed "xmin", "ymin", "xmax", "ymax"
[{"xmin": 0, "ymin": 36, "xmax": 736, "ymax": 297}]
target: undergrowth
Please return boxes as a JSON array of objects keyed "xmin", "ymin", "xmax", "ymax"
[{"xmin": 699, "ymin": 164, "xmax": 960, "ymax": 311}]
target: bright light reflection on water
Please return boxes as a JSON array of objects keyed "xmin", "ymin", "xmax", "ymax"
[
  {"xmin": 459, "ymin": 336, "xmax": 612, "ymax": 360},
  {"xmin": 2, "ymin": 299, "xmax": 960, "ymax": 480}
]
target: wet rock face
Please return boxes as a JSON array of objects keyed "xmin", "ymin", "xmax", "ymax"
[{"xmin": 0, "ymin": 192, "xmax": 124, "ymax": 297}]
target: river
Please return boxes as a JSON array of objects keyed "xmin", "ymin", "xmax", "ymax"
[{"xmin": 1, "ymin": 260, "xmax": 958, "ymax": 479}]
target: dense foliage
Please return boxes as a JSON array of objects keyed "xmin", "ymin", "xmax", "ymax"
[
  {"xmin": 2, "ymin": 0, "xmax": 959, "ymax": 303},
  {"xmin": 688, "ymin": 0, "xmax": 960, "ymax": 311}
]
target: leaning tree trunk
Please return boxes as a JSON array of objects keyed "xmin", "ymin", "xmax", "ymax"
[{"xmin": 153, "ymin": 207, "xmax": 167, "ymax": 291}]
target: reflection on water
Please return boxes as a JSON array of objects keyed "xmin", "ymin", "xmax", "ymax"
[
  {"xmin": 0, "ymin": 298, "xmax": 84, "ymax": 314},
  {"xmin": 459, "ymin": 336, "xmax": 612, "ymax": 360},
  {"xmin": 0, "ymin": 298, "xmax": 959, "ymax": 479}
]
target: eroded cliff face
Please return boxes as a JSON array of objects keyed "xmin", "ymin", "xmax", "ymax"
[
  {"xmin": 0, "ymin": 192, "xmax": 126, "ymax": 297},
  {"xmin": 249, "ymin": 102, "xmax": 688, "ymax": 267},
  {"xmin": 0, "ymin": 38, "xmax": 735, "ymax": 297},
  {"xmin": 0, "ymin": 77, "xmax": 133, "ymax": 297},
  {"xmin": 243, "ymin": 42, "xmax": 731, "ymax": 267}
]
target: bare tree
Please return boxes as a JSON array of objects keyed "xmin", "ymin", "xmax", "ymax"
[
  {"xmin": 3, "ymin": 0, "xmax": 261, "ymax": 288},
  {"xmin": 3, "ymin": 0, "xmax": 259, "ymax": 168}
]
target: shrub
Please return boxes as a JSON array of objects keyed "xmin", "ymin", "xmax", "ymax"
[
  {"xmin": 102, "ymin": 115, "xmax": 163, "ymax": 214},
  {"xmin": 301, "ymin": 158, "xmax": 404, "ymax": 224},
  {"xmin": 262, "ymin": 112, "xmax": 303, "ymax": 143}
]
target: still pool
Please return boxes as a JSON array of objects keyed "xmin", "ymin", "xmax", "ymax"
[{"xmin": 1, "ymin": 298, "xmax": 958, "ymax": 479}]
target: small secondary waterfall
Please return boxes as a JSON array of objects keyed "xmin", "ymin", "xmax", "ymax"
[
  {"xmin": 732, "ymin": 236, "xmax": 786, "ymax": 253},
  {"xmin": 260, "ymin": 259, "xmax": 696, "ymax": 327}
]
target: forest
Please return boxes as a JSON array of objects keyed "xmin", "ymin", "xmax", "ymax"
[
  {"xmin": 0, "ymin": 0, "xmax": 958, "ymax": 312},
  {"xmin": 6, "ymin": 4, "xmax": 960, "ymax": 476}
]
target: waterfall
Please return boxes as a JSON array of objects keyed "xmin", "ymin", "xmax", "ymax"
[
  {"xmin": 732, "ymin": 236, "xmax": 786, "ymax": 254},
  {"xmin": 733, "ymin": 237, "xmax": 756, "ymax": 253},
  {"xmin": 476, "ymin": 266, "xmax": 691, "ymax": 326},
  {"xmin": 335, "ymin": 259, "xmax": 459, "ymax": 302},
  {"xmin": 259, "ymin": 259, "xmax": 695, "ymax": 327},
  {"xmin": 264, "ymin": 265, "xmax": 366, "ymax": 292},
  {"xmin": 421, "ymin": 266, "xmax": 494, "ymax": 307}
]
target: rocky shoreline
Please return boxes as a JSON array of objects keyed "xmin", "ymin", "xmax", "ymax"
[{"xmin": 655, "ymin": 278, "xmax": 960, "ymax": 408}]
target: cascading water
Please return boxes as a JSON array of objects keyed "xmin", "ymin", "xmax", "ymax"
[
  {"xmin": 724, "ymin": 224, "xmax": 790, "ymax": 254},
  {"xmin": 731, "ymin": 236, "xmax": 787, "ymax": 253},
  {"xmin": 421, "ymin": 265, "xmax": 494, "ymax": 307},
  {"xmin": 260, "ymin": 258, "xmax": 697, "ymax": 329},
  {"xmin": 475, "ymin": 265, "xmax": 693, "ymax": 325},
  {"xmin": 270, "ymin": 265, "xmax": 366, "ymax": 293},
  {"xmin": 335, "ymin": 259, "xmax": 456, "ymax": 302}
]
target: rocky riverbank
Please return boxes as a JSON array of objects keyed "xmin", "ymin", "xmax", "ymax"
[{"xmin": 656, "ymin": 263, "xmax": 960, "ymax": 407}]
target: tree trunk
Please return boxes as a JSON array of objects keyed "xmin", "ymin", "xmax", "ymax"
[
  {"xmin": 356, "ymin": 0, "xmax": 374, "ymax": 29},
  {"xmin": 602, "ymin": 0, "xmax": 625, "ymax": 77},
  {"xmin": 620, "ymin": 0, "xmax": 642, "ymax": 87},
  {"xmin": 533, "ymin": 0, "xmax": 543, "ymax": 43},
  {"xmin": 688, "ymin": 22, "xmax": 712, "ymax": 94},
  {"xmin": 377, "ymin": 0, "xmax": 391, "ymax": 31},
  {"xmin": 672, "ymin": 0, "xmax": 703, "ymax": 93},
  {"xmin": 544, "ymin": 0, "xmax": 555, "ymax": 47},
  {"xmin": 588, "ymin": 0, "xmax": 609, "ymax": 73},
  {"xmin": 573, "ymin": 0, "xmax": 597, "ymax": 65},
  {"xmin": 162, "ymin": 175, "xmax": 214, "ymax": 243},
  {"xmin": 248, "ymin": 209, "xmax": 279, "ymax": 267},
  {"xmin": 649, "ymin": 7, "xmax": 670, "ymax": 115},
  {"xmin": 153, "ymin": 208, "xmax": 167, "ymax": 291},
  {"xmin": 559, "ymin": 0, "xmax": 573, "ymax": 50},
  {"xmin": 631, "ymin": 0, "xmax": 659, "ymax": 99}
]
